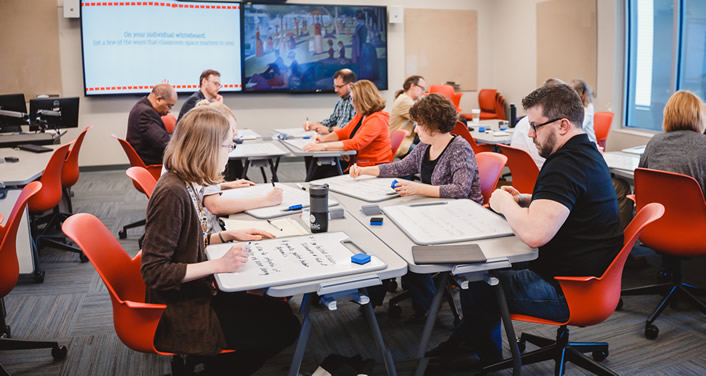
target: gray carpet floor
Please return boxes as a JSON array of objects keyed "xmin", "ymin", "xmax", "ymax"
[{"xmin": 1, "ymin": 162, "xmax": 705, "ymax": 375}]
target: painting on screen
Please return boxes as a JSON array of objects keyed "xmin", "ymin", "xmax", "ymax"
[{"xmin": 243, "ymin": 3, "xmax": 388, "ymax": 92}]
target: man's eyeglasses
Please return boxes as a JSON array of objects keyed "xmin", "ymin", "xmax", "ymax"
[
  {"xmin": 530, "ymin": 118, "xmax": 563, "ymax": 133},
  {"xmin": 334, "ymin": 84, "xmax": 347, "ymax": 89},
  {"xmin": 416, "ymin": 84, "xmax": 426, "ymax": 92},
  {"xmin": 209, "ymin": 80, "xmax": 222, "ymax": 88},
  {"xmin": 222, "ymin": 144, "xmax": 235, "ymax": 152}
]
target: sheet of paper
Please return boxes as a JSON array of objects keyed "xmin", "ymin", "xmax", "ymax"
[
  {"xmin": 206, "ymin": 232, "xmax": 386, "ymax": 291},
  {"xmin": 235, "ymin": 128, "xmax": 261, "ymax": 140},
  {"xmin": 382, "ymin": 199, "xmax": 514, "ymax": 245},
  {"xmin": 311, "ymin": 175, "xmax": 399, "ymax": 202},
  {"xmin": 229, "ymin": 142, "xmax": 288, "ymax": 158},
  {"xmin": 221, "ymin": 183, "xmax": 339, "ymax": 219},
  {"xmin": 274, "ymin": 128, "xmax": 316, "ymax": 139},
  {"xmin": 224, "ymin": 217, "xmax": 309, "ymax": 237},
  {"xmin": 603, "ymin": 152, "xmax": 639, "ymax": 171}
]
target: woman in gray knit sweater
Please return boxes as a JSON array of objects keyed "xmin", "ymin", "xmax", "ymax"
[
  {"xmin": 351, "ymin": 93, "xmax": 482, "ymax": 204},
  {"xmin": 351, "ymin": 94, "xmax": 482, "ymax": 321}
]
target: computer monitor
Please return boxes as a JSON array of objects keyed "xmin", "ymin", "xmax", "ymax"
[
  {"xmin": 0, "ymin": 93, "xmax": 28, "ymax": 132},
  {"xmin": 29, "ymin": 97, "xmax": 80, "ymax": 130}
]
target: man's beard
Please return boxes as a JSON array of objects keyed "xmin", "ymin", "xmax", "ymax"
[{"xmin": 535, "ymin": 131, "xmax": 556, "ymax": 159}]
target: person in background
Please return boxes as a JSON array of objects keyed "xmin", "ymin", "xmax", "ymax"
[
  {"xmin": 351, "ymin": 93, "xmax": 482, "ymax": 322},
  {"xmin": 126, "ymin": 83, "xmax": 176, "ymax": 166},
  {"xmin": 142, "ymin": 106, "xmax": 300, "ymax": 375},
  {"xmin": 388, "ymin": 75, "xmax": 426, "ymax": 158},
  {"xmin": 571, "ymin": 79, "xmax": 597, "ymax": 144},
  {"xmin": 426, "ymin": 83, "xmax": 622, "ymax": 372},
  {"xmin": 638, "ymin": 90, "xmax": 706, "ymax": 278},
  {"xmin": 178, "ymin": 69, "xmax": 224, "ymax": 123},
  {"xmin": 303, "ymin": 79, "xmax": 392, "ymax": 169},
  {"xmin": 303, "ymin": 69, "xmax": 357, "ymax": 135}
]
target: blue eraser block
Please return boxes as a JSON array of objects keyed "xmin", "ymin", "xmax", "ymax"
[
  {"xmin": 370, "ymin": 217, "xmax": 383, "ymax": 225},
  {"xmin": 351, "ymin": 253, "xmax": 371, "ymax": 265},
  {"xmin": 303, "ymin": 135, "xmax": 311, "ymax": 139},
  {"xmin": 288, "ymin": 204, "xmax": 303, "ymax": 210},
  {"xmin": 391, "ymin": 179, "xmax": 399, "ymax": 189},
  {"xmin": 499, "ymin": 127, "xmax": 508, "ymax": 131}
]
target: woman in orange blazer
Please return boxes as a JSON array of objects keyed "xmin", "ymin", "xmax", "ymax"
[{"xmin": 303, "ymin": 80, "xmax": 392, "ymax": 167}]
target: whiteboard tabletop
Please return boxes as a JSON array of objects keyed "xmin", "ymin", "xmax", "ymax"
[
  {"xmin": 273, "ymin": 128, "xmax": 317, "ymax": 139},
  {"xmin": 229, "ymin": 141, "xmax": 290, "ymax": 159},
  {"xmin": 280, "ymin": 139, "xmax": 357, "ymax": 158},
  {"xmin": 331, "ymin": 192, "xmax": 536, "ymax": 274},
  {"xmin": 310, "ymin": 175, "xmax": 400, "ymax": 202},
  {"xmin": 224, "ymin": 208, "xmax": 408, "ymax": 297},
  {"xmin": 621, "ymin": 145, "xmax": 646, "ymax": 155},
  {"xmin": 468, "ymin": 120, "xmax": 514, "ymax": 145},
  {"xmin": 221, "ymin": 183, "xmax": 338, "ymax": 219},
  {"xmin": 0, "ymin": 145, "xmax": 59, "ymax": 186},
  {"xmin": 234, "ymin": 128, "xmax": 262, "ymax": 141}
]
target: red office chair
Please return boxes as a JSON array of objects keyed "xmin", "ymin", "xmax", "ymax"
[
  {"xmin": 61, "ymin": 126, "xmax": 92, "ymax": 213},
  {"xmin": 125, "ymin": 167, "xmax": 157, "ymax": 248},
  {"xmin": 498, "ymin": 144, "xmax": 540, "ymax": 194},
  {"xmin": 594, "ymin": 112, "xmax": 614, "ymax": 150},
  {"xmin": 451, "ymin": 121, "xmax": 494, "ymax": 155},
  {"xmin": 28, "ymin": 143, "xmax": 87, "ymax": 265},
  {"xmin": 476, "ymin": 152, "xmax": 508, "ymax": 206},
  {"xmin": 478, "ymin": 89, "xmax": 498, "ymax": 120},
  {"xmin": 452, "ymin": 93, "xmax": 463, "ymax": 113},
  {"xmin": 111, "ymin": 135, "xmax": 162, "ymax": 241},
  {"xmin": 1, "ymin": 182, "xmax": 68, "ymax": 372},
  {"xmin": 389, "ymin": 129, "xmax": 408, "ymax": 158},
  {"xmin": 484, "ymin": 203, "xmax": 665, "ymax": 376},
  {"xmin": 162, "ymin": 113, "xmax": 177, "ymax": 133},
  {"xmin": 429, "ymin": 85, "xmax": 463, "ymax": 113},
  {"xmin": 620, "ymin": 168, "xmax": 706, "ymax": 339},
  {"xmin": 61, "ymin": 213, "xmax": 233, "ymax": 375}
]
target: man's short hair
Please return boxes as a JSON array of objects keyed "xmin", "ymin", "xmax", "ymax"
[
  {"xmin": 522, "ymin": 83, "xmax": 584, "ymax": 128},
  {"xmin": 333, "ymin": 69, "xmax": 357, "ymax": 84},
  {"xmin": 199, "ymin": 69, "xmax": 220, "ymax": 86},
  {"xmin": 409, "ymin": 93, "xmax": 457, "ymax": 134},
  {"xmin": 152, "ymin": 83, "xmax": 175, "ymax": 100}
]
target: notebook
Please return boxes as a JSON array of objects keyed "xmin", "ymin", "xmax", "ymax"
[
  {"xmin": 17, "ymin": 144, "xmax": 52, "ymax": 153},
  {"xmin": 412, "ymin": 244, "xmax": 487, "ymax": 265}
]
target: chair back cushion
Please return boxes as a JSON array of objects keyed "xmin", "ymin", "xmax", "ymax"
[
  {"xmin": 28, "ymin": 144, "xmax": 71, "ymax": 213},
  {"xmin": 498, "ymin": 144, "xmax": 539, "ymax": 194},
  {"xmin": 476, "ymin": 152, "xmax": 507, "ymax": 205}
]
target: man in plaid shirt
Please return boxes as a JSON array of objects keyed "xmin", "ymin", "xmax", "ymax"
[{"xmin": 304, "ymin": 69, "xmax": 357, "ymax": 134}]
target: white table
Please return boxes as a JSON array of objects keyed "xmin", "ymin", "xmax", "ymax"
[
  {"xmin": 221, "ymin": 201, "xmax": 407, "ymax": 376},
  {"xmin": 330, "ymin": 190, "xmax": 537, "ymax": 376},
  {"xmin": 0, "ymin": 145, "xmax": 58, "ymax": 280},
  {"xmin": 228, "ymin": 141, "xmax": 291, "ymax": 182},
  {"xmin": 604, "ymin": 151, "xmax": 640, "ymax": 181},
  {"xmin": 468, "ymin": 119, "xmax": 514, "ymax": 145},
  {"xmin": 279, "ymin": 139, "xmax": 357, "ymax": 182}
]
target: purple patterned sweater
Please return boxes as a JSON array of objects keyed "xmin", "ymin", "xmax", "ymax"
[{"xmin": 378, "ymin": 136, "xmax": 483, "ymax": 204}]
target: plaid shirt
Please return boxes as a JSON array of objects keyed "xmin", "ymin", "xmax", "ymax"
[{"xmin": 320, "ymin": 94, "xmax": 356, "ymax": 129}]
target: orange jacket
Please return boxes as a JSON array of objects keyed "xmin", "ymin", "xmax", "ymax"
[{"xmin": 334, "ymin": 111, "xmax": 392, "ymax": 166}]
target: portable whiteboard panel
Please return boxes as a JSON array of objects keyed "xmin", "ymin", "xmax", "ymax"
[
  {"xmin": 283, "ymin": 138, "xmax": 315, "ymax": 151},
  {"xmin": 206, "ymin": 232, "xmax": 387, "ymax": 292},
  {"xmin": 274, "ymin": 128, "xmax": 316, "ymax": 139},
  {"xmin": 235, "ymin": 128, "xmax": 261, "ymax": 140},
  {"xmin": 229, "ymin": 142, "xmax": 289, "ymax": 159},
  {"xmin": 603, "ymin": 152, "xmax": 639, "ymax": 171},
  {"xmin": 311, "ymin": 175, "xmax": 399, "ymax": 202},
  {"xmin": 220, "ymin": 183, "xmax": 338, "ymax": 219},
  {"xmin": 382, "ymin": 199, "xmax": 514, "ymax": 245}
]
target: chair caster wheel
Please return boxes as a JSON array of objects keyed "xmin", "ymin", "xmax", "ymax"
[
  {"xmin": 592, "ymin": 350, "xmax": 608, "ymax": 362},
  {"xmin": 616, "ymin": 298, "xmax": 623, "ymax": 311},
  {"xmin": 645, "ymin": 324, "xmax": 659, "ymax": 340},
  {"xmin": 52, "ymin": 345, "xmax": 68, "ymax": 360},
  {"xmin": 388, "ymin": 303, "xmax": 402, "ymax": 318},
  {"xmin": 387, "ymin": 279, "xmax": 398, "ymax": 292},
  {"xmin": 118, "ymin": 229, "xmax": 127, "ymax": 239},
  {"xmin": 517, "ymin": 338, "xmax": 526, "ymax": 353},
  {"xmin": 33, "ymin": 270, "xmax": 45, "ymax": 283},
  {"xmin": 79, "ymin": 253, "xmax": 89, "ymax": 263},
  {"xmin": 1, "ymin": 326, "xmax": 11, "ymax": 338}
]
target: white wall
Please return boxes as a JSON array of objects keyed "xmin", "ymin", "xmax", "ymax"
[{"xmin": 50, "ymin": 0, "xmax": 646, "ymax": 167}]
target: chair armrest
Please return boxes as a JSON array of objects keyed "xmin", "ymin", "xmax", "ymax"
[
  {"xmin": 626, "ymin": 194, "xmax": 635, "ymax": 203},
  {"xmin": 124, "ymin": 300, "xmax": 167, "ymax": 310}
]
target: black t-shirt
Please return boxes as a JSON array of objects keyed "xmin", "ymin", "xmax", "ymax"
[
  {"xmin": 177, "ymin": 90, "xmax": 206, "ymax": 123},
  {"xmin": 421, "ymin": 136, "xmax": 456, "ymax": 184},
  {"xmin": 530, "ymin": 134, "xmax": 623, "ymax": 281}
]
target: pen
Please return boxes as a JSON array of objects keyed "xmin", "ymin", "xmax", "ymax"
[
  {"xmin": 296, "ymin": 183, "xmax": 306, "ymax": 191},
  {"xmin": 410, "ymin": 201, "xmax": 448, "ymax": 207},
  {"xmin": 305, "ymin": 117, "xmax": 309, "ymax": 131},
  {"xmin": 266, "ymin": 219, "xmax": 283, "ymax": 231},
  {"xmin": 271, "ymin": 177, "xmax": 276, "ymax": 187},
  {"xmin": 281, "ymin": 204, "xmax": 303, "ymax": 212},
  {"xmin": 243, "ymin": 241, "xmax": 251, "ymax": 253}
]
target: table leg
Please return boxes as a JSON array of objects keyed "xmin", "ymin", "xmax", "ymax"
[
  {"xmin": 270, "ymin": 157, "xmax": 281, "ymax": 182},
  {"xmin": 413, "ymin": 272, "xmax": 449, "ymax": 376},
  {"xmin": 241, "ymin": 160, "xmax": 251, "ymax": 180},
  {"xmin": 490, "ymin": 274, "xmax": 522, "ymax": 376},
  {"xmin": 361, "ymin": 288, "xmax": 397, "ymax": 376},
  {"xmin": 288, "ymin": 293, "xmax": 314, "ymax": 376}
]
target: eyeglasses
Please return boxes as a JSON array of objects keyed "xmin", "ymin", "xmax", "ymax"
[
  {"xmin": 530, "ymin": 118, "xmax": 563, "ymax": 133},
  {"xmin": 222, "ymin": 144, "xmax": 235, "ymax": 152},
  {"xmin": 416, "ymin": 84, "xmax": 426, "ymax": 92},
  {"xmin": 209, "ymin": 80, "xmax": 222, "ymax": 88}
]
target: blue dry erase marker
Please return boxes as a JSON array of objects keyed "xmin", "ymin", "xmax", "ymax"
[
  {"xmin": 281, "ymin": 204, "xmax": 303, "ymax": 212},
  {"xmin": 243, "ymin": 242, "xmax": 251, "ymax": 252},
  {"xmin": 391, "ymin": 179, "xmax": 399, "ymax": 189},
  {"xmin": 303, "ymin": 135, "xmax": 311, "ymax": 139}
]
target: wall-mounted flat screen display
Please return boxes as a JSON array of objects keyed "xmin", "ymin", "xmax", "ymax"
[
  {"xmin": 80, "ymin": 0, "xmax": 242, "ymax": 96},
  {"xmin": 242, "ymin": 3, "xmax": 387, "ymax": 92}
]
